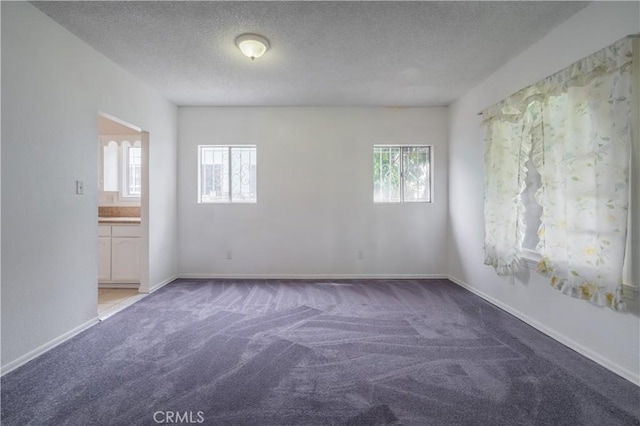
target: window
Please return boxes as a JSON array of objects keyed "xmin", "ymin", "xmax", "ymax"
[
  {"xmin": 198, "ymin": 145, "xmax": 257, "ymax": 203},
  {"xmin": 99, "ymin": 137, "xmax": 141, "ymax": 200},
  {"xmin": 122, "ymin": 146, "xmax": 141, "ymax": 197},
  {"xmin": 521, "ymin": 153, "xmax": 542, "ymax": 253},
  {"xmin": 102, "ymin": 141, "xmax": 119, "ymax": 192},
  {"xmin": 481, "ymin": 36, "xmax": 636, "ymax": 310},
  {"xmin": 373, "ymin": 145, "xmax": 431, "ymax": 203}
]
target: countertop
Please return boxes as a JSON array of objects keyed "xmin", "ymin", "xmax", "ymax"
[{"xmin": 98, "ymin": 217, "xmax": 141, "ymax": 224}]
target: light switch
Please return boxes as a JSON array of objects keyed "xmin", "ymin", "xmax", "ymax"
[{"xmin": 76, "ymin": 180, "xmax": 84, "ymax": 195}]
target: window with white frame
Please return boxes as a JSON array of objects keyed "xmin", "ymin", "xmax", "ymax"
[
  {"xmin": 481, "ymin": 36, "xmax": 637, "ymax": 310},
  {"xmin": 122, "ymin": 146, "xmax": 142, "ymax": 197},
  {"xmin": 100, "ymin": 137, "xmax": 141, "ymax": 200},
  {"xmin": 373, "ymin": 145, "xmax": 431, "ymax": 203},
  {"xmin": 198, "ymin": 145, "xmax": 257, "ymax": 203}
]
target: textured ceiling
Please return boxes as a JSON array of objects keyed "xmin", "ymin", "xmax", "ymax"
[{"xmin": 32, "ymin": 1, "xmax": 589, "ymax": 107}]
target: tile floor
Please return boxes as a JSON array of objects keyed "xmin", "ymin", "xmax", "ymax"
[{"xmin": 97, "ymin": 288, "xmax": 144, "ymax": 318}]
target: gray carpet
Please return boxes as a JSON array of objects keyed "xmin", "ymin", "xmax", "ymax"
[{"xmin": 2, "ymin": 279, "xmax": 639, "ymax": 425}]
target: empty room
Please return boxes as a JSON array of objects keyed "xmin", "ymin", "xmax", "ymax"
[{"xmin": 1, "ymin": 1, "xmax": 639, "ymax": 425}]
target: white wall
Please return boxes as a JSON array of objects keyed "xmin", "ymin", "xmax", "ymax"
[
  {"xmin": 1, "ymin": 3, "xmax": 178, "ymax": 369},
  {"xmin": 448, "ymin": 1, "xmax": 640, "ymax": 383},
  {"xmin": 178, "ymin": 107, "xmax": 448, "ymax": 278}
]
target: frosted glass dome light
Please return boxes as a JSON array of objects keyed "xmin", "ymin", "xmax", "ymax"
[{"xmin": 236, "ymin": 34, "xmax": 270, "ymax": 60}]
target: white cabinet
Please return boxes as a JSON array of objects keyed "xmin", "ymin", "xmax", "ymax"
[
  {"xmin": 98, "ymin": 236, "xmax": 112, "ymax": 281},
  {"xmin": 111, "ymin": 237, "xmax": 141, "ymax": 281},
  {"xmin": 98, "ymin": 224, "xmax": 112, "ymax": 237},
  {"xmin": 98, "ymin": 224, "xmax": 141, "ymax": 283}
]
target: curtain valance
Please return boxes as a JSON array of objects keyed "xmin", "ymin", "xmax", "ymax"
[{"xmin": 482, "ymin": 36, "xmax": 635, "ymax": 123}]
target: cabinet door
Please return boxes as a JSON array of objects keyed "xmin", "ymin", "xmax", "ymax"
[
  {"xmin": 111, "ymin": 237, "xmax": 141, "ymax": 282},
  {"xmin": 98, "ymin": 237, "xmax": 112, "ymax": 282}
]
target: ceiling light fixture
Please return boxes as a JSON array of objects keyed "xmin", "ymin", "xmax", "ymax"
[{"xmin": 235, "ymin": 33, "xmax": 270, "ymax": 61}]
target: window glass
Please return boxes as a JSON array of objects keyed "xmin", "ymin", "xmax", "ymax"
[
  {"xmin": 126, "ymin": 146, "xmax": 142, "ymax": 196},
  {"xmin": 199, "ymin": 145, "xmax": 256, "ymax": 203},
  {"xmin": 402, "ymin": 146, "xmax": 430, "ymax": 202},
  {"xmin": 374, "ymin": 145, "xmax": 431, "ymax": 203},
  {"xmin": 103, "ymin": 141, "xmax": 119, "ymax": 192},
  {"xmin": 373, "ymin": 146, "xmax": 401, "ymax": 203},
  {"xmin": 522, "ymin": 154, "xmax": 542, "ymax": 250}
]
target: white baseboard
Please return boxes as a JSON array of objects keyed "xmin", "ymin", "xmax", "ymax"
[
  {"xmin": 2, "ymin": 275, "xmax": 164, "ymax": 376},
  {"xmin": 16, "ymin": 275, "xmax": 632, "ymax": 387},
  {"xmin": 447, "ymin": 274, "xmax": 640, "ymax": 386},
  {"xmin": 99, "ymin": 283, "xmax": 139, "ymax": 289},
  {"xmin": 178, "ymin": 273, "xmax": 448, "ymax": 280},
  {"xmin": 148, "ymin": 275, "xmax": 178, "ymax": 293},
  {"xmin": 1, "ymin": 275, "xmax": 175, "ymax": 376},
  {"xmin": 1, "ymin": 317, "xmax": 99, "ymax": 377}
]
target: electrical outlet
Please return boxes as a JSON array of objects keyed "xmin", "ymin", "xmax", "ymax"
[
  {"xmin": 226, "ymin": 251, "xmax": 233, "ymax": 260},
  {"xmin": 76, "ymin": 180, "xmax": 84, "ymax": 195}
]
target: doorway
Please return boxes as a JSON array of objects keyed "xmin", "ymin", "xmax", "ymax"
[{"xmin": 96, "ymin": 113, "xmax": 149, "ymax": 318}]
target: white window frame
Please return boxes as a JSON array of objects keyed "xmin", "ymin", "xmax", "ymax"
[
  {"xmin": 197, "ymin": 145, "xmax": 257, "ymax": 204},
  {"xmin": 122, "ymin": 145, "xmax": 142, "ymax": 198},
  {"xmin": 98, "ymin": 136, "xmax": 141, "ymax": 201},
  {"xmin": 373, "ymin": 144, "xmax": 433, "ymax": 204}
]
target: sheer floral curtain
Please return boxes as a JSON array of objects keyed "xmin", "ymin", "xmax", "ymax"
[
  {"xmin": 483, "ymin": 111, "xmax": 528, "ymax": 275},
  {"xmin": 482, "ymin": 35, "xmax": 636, "ymax": 310}
]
